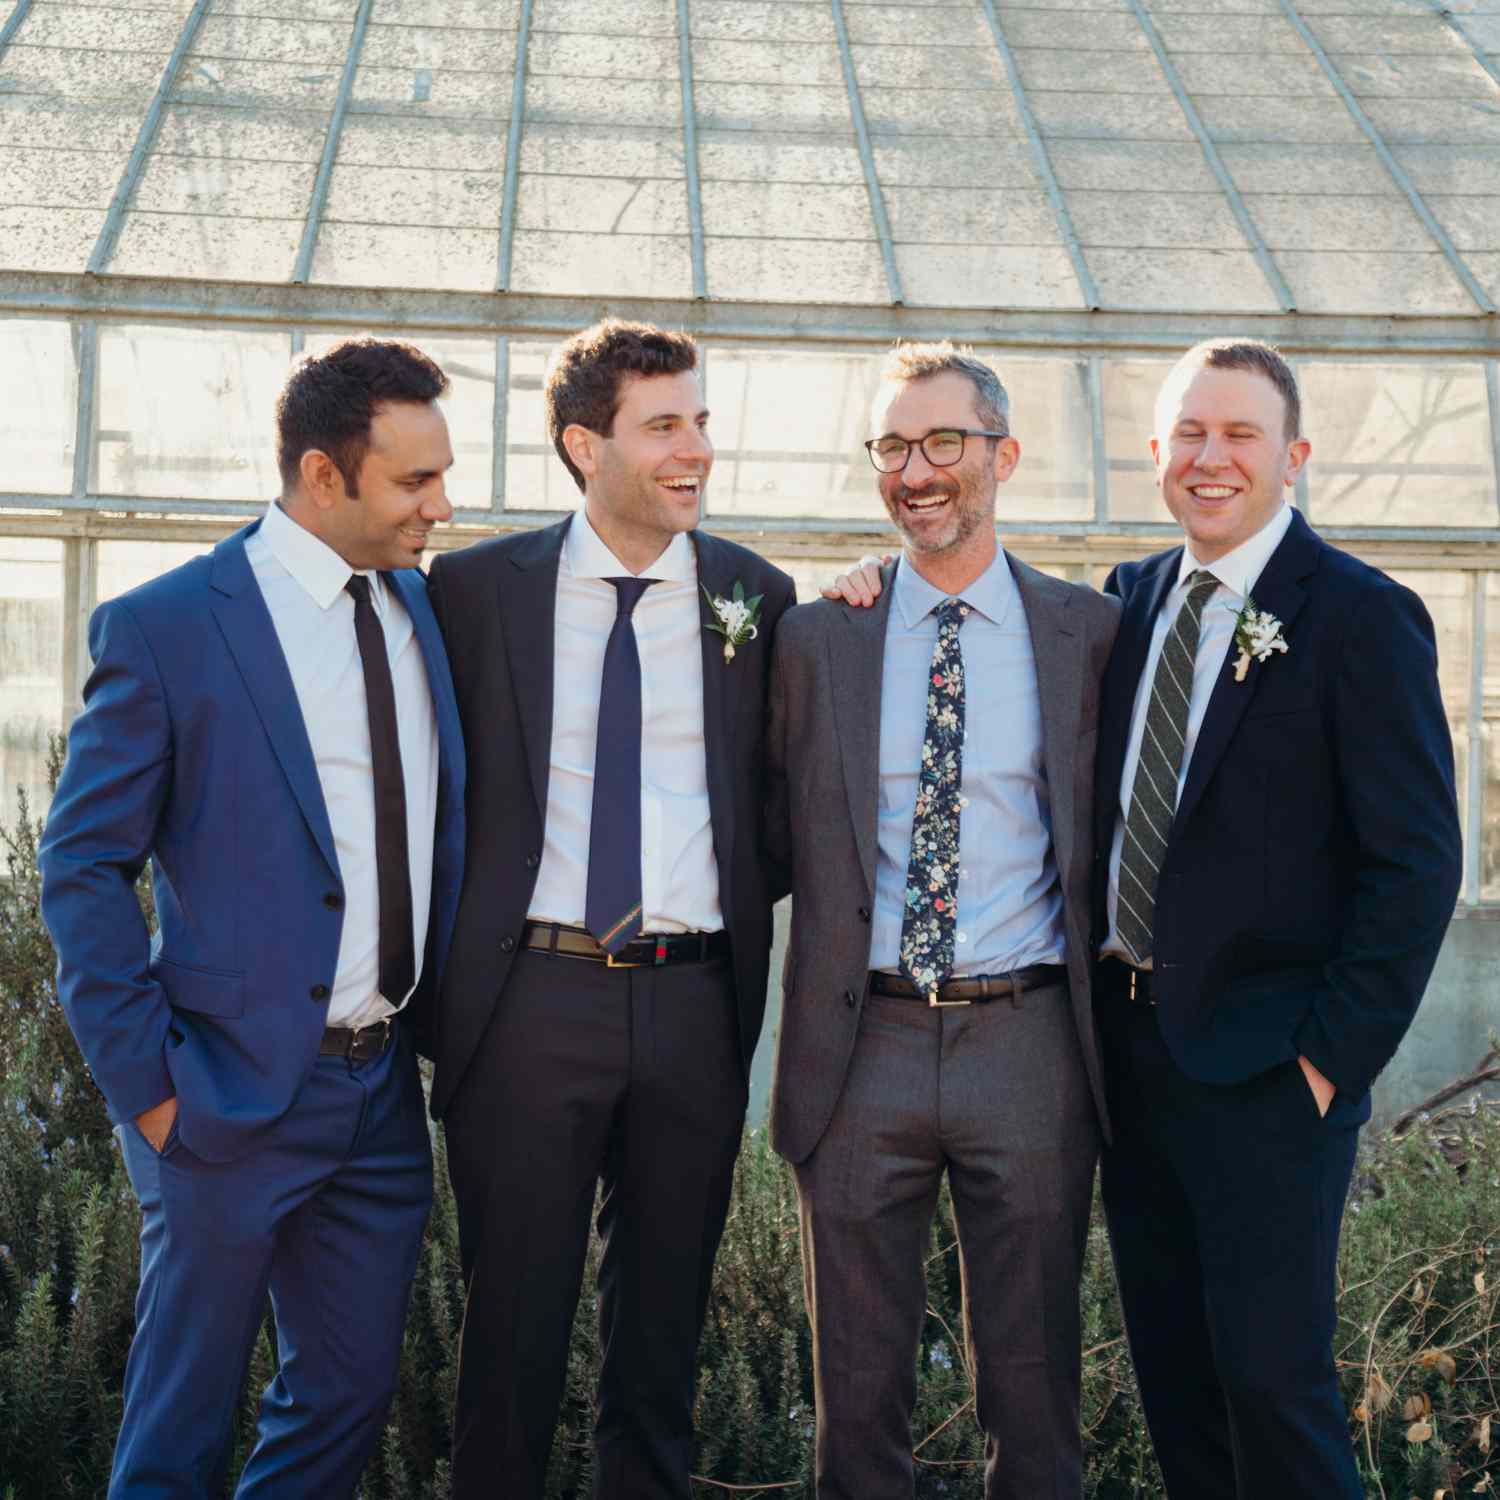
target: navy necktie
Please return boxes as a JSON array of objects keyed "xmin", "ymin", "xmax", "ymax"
[
  {"xmin": 344, "ymin": 574, "xmax": 415, "ymax": 1003},
  {"xmin": 585, "ymin": 576, "xmax": 655, "ymax": 954}
]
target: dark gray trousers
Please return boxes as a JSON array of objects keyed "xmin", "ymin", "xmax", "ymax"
[{"xmin": 793, "ymin": 977, "xmax": 1099, "ymax": 1500}]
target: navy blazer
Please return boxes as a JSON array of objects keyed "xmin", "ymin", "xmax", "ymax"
[
  {"xmin": 39, "ymin": 521, "xmax": 466, "ymax": 1163},
  {"xmin": 1093, "ymin": 510, "xmax": 1461, "ymax": 1100}
]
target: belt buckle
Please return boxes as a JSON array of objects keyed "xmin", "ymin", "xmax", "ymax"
[
  {"xmin": 607, "ymin": 937, "xmax": 667, "ymax": 969},
  {"xmin": 928, "ymin": 990, "xmax": 971, "ymax": 1008}
]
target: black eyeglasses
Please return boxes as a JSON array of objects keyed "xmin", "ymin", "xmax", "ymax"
[{"xmin": 864, "ymin": 427, "xmax": 1008, "ymax": 474}]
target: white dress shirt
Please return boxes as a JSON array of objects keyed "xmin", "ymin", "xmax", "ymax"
[
  {"xmin": 246, "ymin": 502, "xmax": 439, "ymax": 1028},
  {"xmin": 870, "ymin": 552, "xmax": 1066, "ymax": 975},
  {"xmin": 1102, "ymin": 503, "xmax": 1295, "ymax": 966},
  {"xmin": 528, "ymin": 507, "xmax": 723, "ymax": 934}
]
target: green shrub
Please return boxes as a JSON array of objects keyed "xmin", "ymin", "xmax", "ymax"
[{"xmin": 1, "ymin": 761, "xmax": 1495, "ymax": 1497}]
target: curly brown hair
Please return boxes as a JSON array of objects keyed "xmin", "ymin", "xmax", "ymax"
[
  {"xmin": 544, "ymin": 319, "xmax": 700, "ymax": 492},
  {"xmin": 276, "ymin": 338, "xmax": 449, "ymax": 497}
]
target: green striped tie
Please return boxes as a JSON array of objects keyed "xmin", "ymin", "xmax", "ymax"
[{"xmin": 1116, "ymin": 571, "xmax": 1220, "ymax": 967}]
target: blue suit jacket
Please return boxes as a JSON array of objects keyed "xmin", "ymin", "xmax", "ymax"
[
  {"xmin": 1092, "ymin": 510, "xmax": 1461, "ymax": 1100},
  {"xmin": 39, "ymin": 520, "xmax": 465, "ymax": 1163}
]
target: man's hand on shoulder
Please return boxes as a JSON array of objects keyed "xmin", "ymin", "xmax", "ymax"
[
  {"xmin": 820, "ymin": 554, "xmax": 892, "ymax": 608},
  {"xmin": 136, "ymin": 1094, "xmax": 178, "ymax": 1153}
]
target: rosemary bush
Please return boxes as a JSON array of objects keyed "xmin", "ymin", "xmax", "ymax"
[{"xmin": 0, "ymin": 757, "xmax": 1495, "ymax": 1498}]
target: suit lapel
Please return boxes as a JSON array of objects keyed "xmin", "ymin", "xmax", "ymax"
[
  {"xmin": 1173, "ymin": 510, "xmax": 1320, "ymax": 833},
  {"xmin": 1097, "ymin": 547, "xmax": 1181, "ymax": 846},
  {"xmin": 498, "ymin": 518, "xmax": 568, "ymax": 824},
  {"xmin": 387, "ymin": 568, "xmax": 464, "ymax": 804},
  {"xmin": 830, "ymin": 561, "xmax": 899, "ymax": 899},
  {"xmin": 208, "ymin": 523, "xmax": 339, "ymax": 875},
  {"xmin": 1010, "ymin": 557, "xmax": 1083, "ymax": 891},
  {"xmin": 690, "ymin": 530, "xmax": 738, "ymax": 887}
]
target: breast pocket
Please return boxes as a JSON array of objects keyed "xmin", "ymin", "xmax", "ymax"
[{"xmin": 152, "ymin": 956, "xmax": 246, "ymax": 1018}]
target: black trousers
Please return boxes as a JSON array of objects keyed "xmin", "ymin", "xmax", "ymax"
[
  {"xmin": 444, "ymin": 948, "xmax": 747, "ymax": 1500},
  {"xmin": 1098, "ymin": 999, "xmax": 1365, "ymax": 1500}
]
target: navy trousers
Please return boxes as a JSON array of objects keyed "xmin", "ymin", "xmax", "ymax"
[
  {"xmin": 1099, "ymin": 1001, "xmax": 1365, "ymax": 1500},
  {"xmin": 110, "ymin": 1029, "xmax": 432, "ymax": 1500}
]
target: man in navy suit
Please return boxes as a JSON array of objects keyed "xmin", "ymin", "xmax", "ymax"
[
  {"xmin": 1092, "ymin": 339, "xmax": 1461, "ymax": 1496},
  {"xmin": 39, "ymin": 339, "xmax": 466, "ymax": 1499}
]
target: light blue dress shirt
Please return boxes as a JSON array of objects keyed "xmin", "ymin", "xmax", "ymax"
[{"xmin": 870, "ymin": 552, "xmax": 1067, "ymax": 976}]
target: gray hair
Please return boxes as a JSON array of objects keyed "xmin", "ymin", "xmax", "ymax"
[{"xmin": 877, "ymin": 340, "xmax": 1010, "ymax": 435}]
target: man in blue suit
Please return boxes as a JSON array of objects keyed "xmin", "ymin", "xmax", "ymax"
[
  {"xmin": 39, "ymin": 339, "xmax": 465, "ymax": 1499},
  {"xmin": 1092, "ymin": 339, "xmax": 1462, "ymax": 1496}
]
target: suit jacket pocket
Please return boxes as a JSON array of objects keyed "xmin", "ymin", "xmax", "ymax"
[{"xmin": 153, "ymin": 955, "xmax": 246, "ymax": 1018}]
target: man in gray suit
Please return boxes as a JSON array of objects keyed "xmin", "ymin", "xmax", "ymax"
[{"xmin": 767, "ymin": 342, "xmax": 1119, "ymax": 1499}]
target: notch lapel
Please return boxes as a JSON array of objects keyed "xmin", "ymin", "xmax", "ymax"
[
  {"xmin": 830, "ymin": 562, "xmax": 898, "ymax": 899},
  {"xmin": 690, "ymin": 531, "xmax": 738, "ymax": 892},
  {"xmin": 498, "ymin": 519, "xmax": 568, "ymax": 825},
  {"xmin": 1173, "ymin": 510, "xmax": 1320, "ymax": 833},
  {"xmin": 208, "ymin": 524, "xmax": 338, "ymax": 876},
  {"xmin": 1010, "ymin": 558, "xmax": 1083, "ymax": 891},
  {"xmin": 387, "ymin": 568, "xmax": 464, "ymax": 803}
]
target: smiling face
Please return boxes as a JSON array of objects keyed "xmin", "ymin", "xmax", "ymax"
[
  {"xmin": 871, "ymin": 370, "xmax": 1019, "ymax": 587},
  {"xmin": 297, "ymin": 399, "xmax": 455, "ymax": 570},
  {"xmin": 1152, "ymin": 365, "xmax": 1310, "ymax": 564},
  {"xmin": 564, "ymin": 369, "xmax": 712, "ymax": 571}
]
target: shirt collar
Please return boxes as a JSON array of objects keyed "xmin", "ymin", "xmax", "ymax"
[
  {"xmin": 564, "ymin": 504, "xmax": 696, "ymax": 584},
  {"xmin": 1175, "ymin": 502, "xmax": 1295, "ymax": 603},
  {"xmin": 894, "ymin": 548, "xmax": 1014, "ymax": 632},
  {"xmin": 260, "ymin": 500, "xmax": 374, "ymax": 612}
]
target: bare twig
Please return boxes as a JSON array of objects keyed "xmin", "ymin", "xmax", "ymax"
[{"xmin": 1389, "ymin": 1046, "xmax": 1500, "ymax": 1138}]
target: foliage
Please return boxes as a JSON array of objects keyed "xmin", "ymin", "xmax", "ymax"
[{"xmin": 0, "ymin": 757, "xmax": 1495, "ymax": 1497}]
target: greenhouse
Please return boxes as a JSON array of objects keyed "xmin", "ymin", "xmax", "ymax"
[{"xmin": 1, "ymin": 0, "xmax": 1498, "ymax": 1116}]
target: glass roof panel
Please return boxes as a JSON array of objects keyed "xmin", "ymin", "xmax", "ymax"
[
  {"xmin": 191, "ymin": 15, "xmax": 352, "ymax": 64},
  {"xmin": 694, "ymin": 81, "xmax": 850, "ymax": 132},
  {"xmin": 509, "ymin": 229, "xmax": 692, "ymax": 297},
  {"xmin": 885, "ymin": 186, "xmax": 1064, "ymax": 248},
  {"xmin": 517, "ymin": 175, "xmax": 689, "ymax": 236},
  {"xmin": 154, "ymin": 103, "xmax": 330, "ymax": 163},
  {"xmin": 689, "ymin": 1, "xmax": 836, "ymax": 43},
  {"xmin": 0, "ymin": 97, "xmax": 142, "ymax": 153},
  {"xmin": 350, "ymin": 62, "xmax": 511, "ymax": 115},
  {"xmin": 872, "ymin": 137, "xmax": 1043, "ymax": 190},
  {"xmin": 702, "ymin": 237, "xmax": 888, "ymax": 303},
  {"xmin": 526, "ymin": 75, "xmax": 681, "ymax": 128},
  {"xmin": 1272, "ymin": 250, "xmax": 1478, "ymax": 315},
  {"xmin": 0, "ymin": 143, "xmax": 123, "ymax": 209},
  {"xmin": 520, "ymin": 123, "xmax": 684, "ymax": 178},
  {"xmin": 4, "ymin": 42, "xmax": 168, "ymax": 101},
  {"xmin": 14, "ymin": 2, "xmax": 190, "ymax": 51},
  {"xmin": 895, "ymin": 242, "xmax": 1090, "ymax": 309},
  {"xmin": 842, "ymin": 5, "xmax": 990, "ymax": 46},
  {"xmin": 110, "ymin": 213, "xmax": 304, "ymax": 283},
  {"xmin": 367, "ymin": 0, "xmax": 520, "ymax": 25},
  {"xmin": 333, "ymin": 115, "xmax": 507, "ymax": 170},
  {"xmin": 132, "ymin": 155, "xmax": 317, "ymax": 218},
  {"xmin": 173, "ymin": 58, "xmax": 343, "ymax": 110},
  {"xmin": 693, "ymin": 38, "xmax": 843, "ymax": 86},
  {"xmin": 1330, "ymin": 50, "xmax": 1498, "ymax": 97},
  {"xmin": 534, "ymin": 0, "xmax": 676, "ymax": 36},
  {"xmin": 324, "ymin": 161, "xmax": 504, "ymax": 230},
  {"xmin": 698, "ymin": 129, "xmax": 864, "ymax": 185},
  {"xmin": 311, "ymin": 223, "xmax": 500, "ymax": 291},
  {"xmin": 360, "ymin": 22, "xmax": 517, "ymax": 71},
  {"xmin": 0, "ymin": 205, "xmax": 103, "ymax": 273}
]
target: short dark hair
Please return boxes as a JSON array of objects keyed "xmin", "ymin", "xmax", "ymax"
[
  {"xmin": 1157, "ymin": 338, "xmax": 1302, "ymax": 441},
  {"xmin": 276, "ymin": 338, "xmax": 449, "ymax": 496},
  {"xmin": 878, "ymin": 340, "xmax": 1010, "ymax": 436},
  {"xmin": 545, "ymin": 319, "xmax": 700, "ymax": 492}
]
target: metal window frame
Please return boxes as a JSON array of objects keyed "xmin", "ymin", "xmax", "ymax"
[
  {"xmin": 0, "ymin": 0, "xmax": 34, "ymax": 57},
  {"xmin": 676, "ymin": 0, "xmax": 707, "ymax": 301},
  {"xmin": 497, "ymin": 0, "xmax": 536, "ymax": 294}
]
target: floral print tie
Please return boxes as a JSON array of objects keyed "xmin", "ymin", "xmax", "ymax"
[{"xmin": 899, "ymin": 598, "xmax": 968, "ymax": 1000}]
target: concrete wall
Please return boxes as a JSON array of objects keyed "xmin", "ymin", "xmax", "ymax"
[{"xmin": 748, "ymin": 902, "xmax": 1500, "ymax": 1130}]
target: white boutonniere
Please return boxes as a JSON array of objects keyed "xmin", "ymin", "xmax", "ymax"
[
  {"xmin": 1230, "ymin": 594, "xmax": 1289, "ymax": 682},
  {"xmin": 702, "ymin": 579, "xmax": 762, "ymax": 663}
]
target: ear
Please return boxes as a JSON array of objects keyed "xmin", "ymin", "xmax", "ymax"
[
  {"xmin": 1283, "ymin": 436, "xmax": 1311, "ymax": 488},
  {"xmin": 561, "ymin": 424, "xmax": 599, "ymax": 484},
  {"xmin": 298, "ymin": 448, "xmax": 347, "ymax": 511},
  {"xmin": 992, "ymin": 435, "xmax": 1021, "ymax": 484}
]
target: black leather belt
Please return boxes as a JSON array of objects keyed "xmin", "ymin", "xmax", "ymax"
[
  {"xmin": 522, "ymin": 921, "xmax": 732, "ymax": 969},
  {"xmin": 1097, "ymin": 958, "xmax": 1156, "ymax": 1006},
  {"xmin": 868, "ymin": 963, "xmax": 1066, "ymax": 1008},
  {"xmin": 320, "ymin": 1016, "xmax": 395, "ymax": 1062}
]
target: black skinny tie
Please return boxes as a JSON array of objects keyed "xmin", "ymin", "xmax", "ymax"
[{"xmin": 345, "ymin": 574, "xmax": 415, "ymax": 1004}]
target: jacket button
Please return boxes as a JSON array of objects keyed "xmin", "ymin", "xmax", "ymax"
[
  {"xmin": 857, "ymin": 906, "xmax": 870, "ymax": 923},
  {"xmin": 844, "ymin": 989, "xmax": 857, "ymax": 1008},
  {"xmin": 525, "ymin": 852, "xmax": 540, "ymax": 869},
  {"xmin": 323, "ymin": 891, "xmax": 343, "ymax": 910},
  {"xmin": 309, "ymin": 984, "xmax": 330, "ymax": 1002},
  {"xmin": 500, "ymin": 935, "xmax": 516, "ymax": 954}
]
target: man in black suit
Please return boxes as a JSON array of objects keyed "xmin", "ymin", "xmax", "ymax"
[
  {"xmin": 427, "ymin": 319, "xmax": 796, "ymax": 1499},
  {"xmin": 1092, "ymin": 339, "xmax": 1462, "ymax": 1496}
]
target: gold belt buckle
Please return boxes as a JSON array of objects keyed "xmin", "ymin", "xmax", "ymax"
[
  {"xmin": 605, "ymin": 951, "xmax": 645, "ymax": 968},
  {"xmin": 928, "ymin": 989, "xmax": 971, "ymax": 1008}
]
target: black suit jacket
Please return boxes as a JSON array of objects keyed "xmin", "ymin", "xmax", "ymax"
[
  {"xmin": 1092, "ymin": 509, "xmax": 1462, "ymax": 1100},
  {"xmin": 426, "ymin": 517, "xmax": 796, "ymax": 1120}
]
